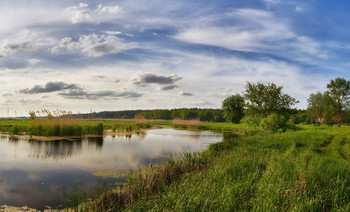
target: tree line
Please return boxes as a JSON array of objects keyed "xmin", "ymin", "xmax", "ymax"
[
  {"xmin": 70, "ymin": 77, "xmax": 350, "ymax": 130},
  {"xmin": 134, "ymin": 108, "xmax": 225, "ymax": 122},
  {"xmin": 71, "ymin": 108, "xmax": 225, "ymax": 122},
  {"xmin": 222, "ymin": 77, "xmax": 350, "ymax": 130}
]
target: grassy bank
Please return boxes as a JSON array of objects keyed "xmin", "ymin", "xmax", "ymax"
[
  {"xmin": 0, "ymin": 119, "xmax": 169, "ymax": 137},
  {"xmin": 0, "ymin": 118, "xmax": 245, "ymax": 137},
  {"xmin": 70, "ymin": 124, "xmax": 350, "ymax": 211}
]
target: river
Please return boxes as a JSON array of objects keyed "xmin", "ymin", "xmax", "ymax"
[{"xmin": 0, "ymin": 129, "xmax": 222, "ymax": 210}]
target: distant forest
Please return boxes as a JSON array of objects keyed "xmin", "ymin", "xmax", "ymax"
[
  {"xmin": 70, "ymin": 108, "xmax": 350, "ymax": 125},
  {"xmin": 71, "ymin": 108, "xmax": 226, "ymax": 122}
]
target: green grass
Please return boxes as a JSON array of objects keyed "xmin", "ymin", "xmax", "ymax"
[
  {"xmin": 118, "ymin": 125, "xmax": 350, "ymax": 211},
  {"xmin": 170, "ymin": 121, "xmax": 247, "ymax": 133},
  {"xmin": 2, "ymin": 118, "xmax": 350, "ymax": 210}
]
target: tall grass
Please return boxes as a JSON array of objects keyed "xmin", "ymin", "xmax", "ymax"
[
  {"xmin": 72, "ymin": 152, "xmax": 210, "ymax": 211},
  {"xmin": 124, "ymin": 126, "xmax": 350, "ymax": 211},
  {"xmin": 0, "ymin": 116, "xmax": 170, "ymax": 137}
]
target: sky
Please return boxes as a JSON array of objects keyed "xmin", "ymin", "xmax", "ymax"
[{"xmin": 1, "ymin": 0, "xmax": 350, "ymax": 117}]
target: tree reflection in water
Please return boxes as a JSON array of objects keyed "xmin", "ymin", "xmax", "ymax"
[{"xmin": 27, "ymin": 137, "xmax": 104, "ymax": 160}]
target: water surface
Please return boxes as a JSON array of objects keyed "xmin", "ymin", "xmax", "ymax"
[{"xmin": 0, "ymin": 129, "xmax": 222, "ymax": 210}]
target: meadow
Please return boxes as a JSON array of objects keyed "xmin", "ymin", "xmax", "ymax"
[{"xmin": 57, "ymin": 123, "xmax": 350, "ymax": 211}]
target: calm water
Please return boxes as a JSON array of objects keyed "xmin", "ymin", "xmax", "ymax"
[{"xmin": 0, "ymin": 129, "xmax": 222, "ymax": 210}]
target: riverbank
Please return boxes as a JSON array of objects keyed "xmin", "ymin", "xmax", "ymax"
[{"xmin": 65, "ymin": 124, "xmax": 350, "ymax": 211}]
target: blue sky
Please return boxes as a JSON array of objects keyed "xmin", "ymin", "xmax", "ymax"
[{"xmin": 0, "ymin": 0, "xmax": 350, "ymax": 116}]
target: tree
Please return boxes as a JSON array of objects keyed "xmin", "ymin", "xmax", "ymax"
[
  {"xmin": 244, "ymin": 82, "xmax": 298, "ymax": 116},
  {"xmin": 200, "ymin": 111, "xmax": 214, "ymax": 122},
  {"xmin": 307, "ymin": 92, "xmax": 332, "ymax": 124},
  {"xmin": 29, "ymin": 111, "xmax": 36, "ymax": 120},
  {"xmin": 222, "ymin": 94, "xmax": 245, "ymax": 123},
  {"xmin": 326, "ymin": 77, "xmax": 350, "ymax": 127}
]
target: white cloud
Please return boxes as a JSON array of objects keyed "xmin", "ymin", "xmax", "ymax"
[
  {"xmin": 79, "ymin": 3, "xmax": 88, "ymax": 8},
  {"xmin": 0, "ymin": 4, "xmax": 63, "ymax": 34},
  {"xmin": 0, "ymin": 29, "xmax": 56, "ymax": 58},
  {"xmin": 28, "ymin": 59, "xmax": 41, "ymax": 66},
  {"xmin": 96, "ymin": 4, "xmax": 122, "ymax": 15},
  {"xmin": 51, "ymin": 34, "xmax": 136, "ymax": 57},
  {"xmin": 103, "ymin": 31, "xmax": 122, "ymax": 35},
  {"xmin": 63, "ymin": 3, "xmax": 91, "ymax": 24},
  {"xmin": 174, "ymin": 9, "xmax": 327, "ymax": 62},
  {"xmin": 63, "ymin": 3, "xmax": 123, "ymax": 24}
]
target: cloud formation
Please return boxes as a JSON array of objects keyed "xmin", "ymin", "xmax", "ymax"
[
  {"xmin": 179, "ymin": 91, "xmax": 193, "ymax": 96},
  {"xmin": 63, "ymin": 3, "xmax": 122, "ymax": 24},
  {"xmin": 132, "ymin": 73, "xmax": 182, "ymax": 90},
  {"xmin": 174, "ymin": 8, "xmax": 327, "ymax": 61},
  {"xmin": 0, "ymin": 0, "xmax": 348, "ymax": 115},
  {"xmin": 19, "ymin": 82, "xmax": 80, "ymax": 94},
  {"xmin": 51, "ymin": 34, "xmax": 135, "ymax": 57},
  {"xmin": 59, "ymin": 90, "xmax": 142, "ymax": 100},
  {"xmin": 161, "ymin": 85, "xmax": 178, "ymax": 90},
  {"xmin": 19, "ymin": 81, "xmax": 142, "ymax": 100}
]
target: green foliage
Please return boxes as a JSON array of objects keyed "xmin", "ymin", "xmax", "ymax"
[
  {"xmin": 9, "ymin": 125, "xmax": 21, "ymax": 135},
  {"xmin": 134, "ymin": 108, "xmax": 224, "ymax": 122},
  {"xmin": 222, "ymin": 94, "xmax": 245, "ymax": 123},
  {"xmin": 199, "ymin": 111, "xmax": 214, "ymax": 122},
  {"xmin": 326, "ymin": 77, "xmax": 350, "ymax": 127},
  {"xmin": 307, "ymin": 92, "xmax": 333, "ymax": 125},
  {"xmin": 290, "ymin": 110, "xmax": 309, "ymax": 124},
  {"xmin": 214, "ymin": 112, "xmax": 225, "ymax": 122},
  {"xmin": 29, "ymin": 111, "xmax": 36, "ymax": 120},
  {"xmin": 260, "ymin": 113, "xmax": 288, "ymax": 133},
  {"xmin": 241, "ymin": 115, "xmax": 262, "ymax": 128},
  {"xmin": 244, "ymin": 82, "xmax": 298, "ymax": 116}
]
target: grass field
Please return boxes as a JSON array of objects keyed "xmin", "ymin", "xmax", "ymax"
[{"xmin": 77, "ymin": 124, "xmax": 350, "ymax": 211}]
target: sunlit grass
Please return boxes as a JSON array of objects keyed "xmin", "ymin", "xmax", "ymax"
[{"xmin": 122, "ymin": 126, "xmax": 350, "ymax": 211}]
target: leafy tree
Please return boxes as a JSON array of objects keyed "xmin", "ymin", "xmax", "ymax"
[
  {"xmin": 326, "ymin": 77, "xmax": 350, "ymax": 127},
  {"xmin": 307, "ymin": 92, "xmax": 332, "ymax": 124},
  {"xmin": 29, "ymin": 111, "xmax": 36, "ymax": 120},
  {"xmin": 244, "ymin": 82, "xmax": 298, "ymax": 116},
  {"xmin": 222, "ymin": 94, "xmax": 245, "ymax": 123}
]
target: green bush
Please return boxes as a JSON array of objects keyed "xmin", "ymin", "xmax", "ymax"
[
  {"xmin": 241, "ymin": 115, "xmax": 261, "ymax": 127},
  {"xmin": 9, "ymin": 125, "xmax": 21, "ymax": 135},
  {"xmin": 260, "ymin": 113, "xmax": 288, "ymax": 133}
]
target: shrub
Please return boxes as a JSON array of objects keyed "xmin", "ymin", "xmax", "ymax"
[
  {"xmin": 260, "ymin": 113, "xmax": 288, "ymax": 133},
  {"xmin": 241, "ymin": 115, "xmax": 262, "ymax": 128}
]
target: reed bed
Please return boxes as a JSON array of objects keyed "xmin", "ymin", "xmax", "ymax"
[
  {"xmin": 70, "ymin": 152, "xmax": 210, "ymax": 211},
  {"xmin": 0, "ymin": 111, "xmax": 171, "ymax": 137}
]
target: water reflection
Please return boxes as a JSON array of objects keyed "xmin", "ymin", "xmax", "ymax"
[
  {"xmin": 28, "ymin": 140, "xmax": 82, "ymax": 160},
  {"xmin": 0, "ymin": 129, "xmax": 224, "ymax": 210},
  {"xmin": 22, "ymin": 137, "xmax": 105, "ymax": 160}
]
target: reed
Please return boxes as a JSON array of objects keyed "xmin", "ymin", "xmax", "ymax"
[{"xmin": 69, "ymin": 152, "xmax": 210, "ymax": 211}]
